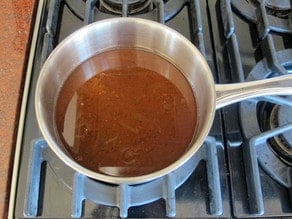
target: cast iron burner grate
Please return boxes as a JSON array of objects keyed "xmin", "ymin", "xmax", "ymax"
[
  {"xmin": 24, "ymin": 138, "xmax": 223, "ymax": 218},
  {"xmin": 217, "ymin": 0, "xmax": 292, "ymax": 217},
  {"xmin": 230, "ymin": 0, "xmax": 292, "ymax": 38},
  {"xmin": 239, "ymin": 49, "xmax": 292, "ymax": 216}
]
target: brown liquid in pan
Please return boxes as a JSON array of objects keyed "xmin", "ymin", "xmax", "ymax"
[{"xmin": 55, "ymin": 49, "xmax": 197, "ymax": 177}]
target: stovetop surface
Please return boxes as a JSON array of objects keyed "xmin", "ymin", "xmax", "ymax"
[{"xmin": 9, "ymin": 0, "xmax": 292, "ymax": 218}]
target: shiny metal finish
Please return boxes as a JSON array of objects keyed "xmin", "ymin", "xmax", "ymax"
[
  {"xmin": 35, "ymin": 17, "xmax": 292, "ymax": 185},
  {"xmin": 216, "ymin": 74, "xmax": 292, "ymax": 109},
  {"xmin": 35, "ymin": 17, "xmax": 216, "ymax": 184}
]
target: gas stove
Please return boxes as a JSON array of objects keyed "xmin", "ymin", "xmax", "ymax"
[{"xmin": 8, "ymin": 0, "xmax": 292, "ymax": 218}]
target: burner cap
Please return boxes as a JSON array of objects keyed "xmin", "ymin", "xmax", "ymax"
[
  {"xmin": 99, "ymin": 0, "xmax": 152, "ymax": 15},
  {"xmin": 269, "ymin": 98, "xmax": 292, "ymax": 165}
]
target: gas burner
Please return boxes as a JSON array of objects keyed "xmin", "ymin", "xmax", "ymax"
[
  {"xmin": 99, "ymin": 0, "xmax": 153, "ymax": 15},
  {"xmin": 258, "ymin": 98, "xmax": 292, "ymax": 165},
  {"xmin": 240, "ymin": 49, "xmax": 292, "ymax": 187},
  {"xmin": 231, "ymin": 0, "xmax": 292, "ymax": 25},
  {"xmin": 238, "ymin": 49, "xmax": 292, "ymax": 216}
]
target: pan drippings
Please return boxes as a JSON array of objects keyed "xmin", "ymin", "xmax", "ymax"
[{"xmin": 55, "ymin": 49, "xmax": 197, "ymax": 177}]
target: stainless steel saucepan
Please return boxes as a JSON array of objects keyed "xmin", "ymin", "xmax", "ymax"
[{"xmin": 35, "ymin": 18, "xmax": 292, "ymax": 185}]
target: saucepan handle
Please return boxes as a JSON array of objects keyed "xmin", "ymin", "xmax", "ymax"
[{"xmin": 215, "ymin": 74, "xmax": 292, "ymax": 109}]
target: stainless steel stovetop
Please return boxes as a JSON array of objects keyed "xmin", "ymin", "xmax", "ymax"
[{"xmin": 9, "ymin": 0, "xmax": 292, "ymax": 218}]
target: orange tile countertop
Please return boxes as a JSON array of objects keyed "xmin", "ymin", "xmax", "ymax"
[{"xmin": 0, "ymin": 1, "xmax": 36, "ymax": 218}]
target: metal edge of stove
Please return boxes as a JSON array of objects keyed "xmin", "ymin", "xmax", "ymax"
[{"xmin": 8, "ymin": 1, "xmax": 45, "ymax": 218}]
